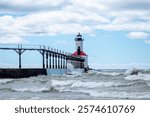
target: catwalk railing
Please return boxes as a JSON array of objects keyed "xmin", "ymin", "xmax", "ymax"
[{"xmin": 0, "ymin": 44, "xmax": 85, "ymax": 69}]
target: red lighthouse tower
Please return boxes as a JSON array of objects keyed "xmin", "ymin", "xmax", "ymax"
[{"xmin": 72, "ymin": 33, "xmax": 88, "ymax": 71}]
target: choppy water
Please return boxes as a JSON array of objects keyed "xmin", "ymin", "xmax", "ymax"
[{"xmin": 1, "ymin": 69, "xmax": 150, "ymax": 99}]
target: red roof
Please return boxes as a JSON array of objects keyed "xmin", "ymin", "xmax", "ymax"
[{"xmin": 72, "ymin": 51, "xmax": 87, "ymax": 56}]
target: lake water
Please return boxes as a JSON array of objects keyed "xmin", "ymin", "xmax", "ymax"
[{"xmin": 0, "ymin": 69, "xmax": 150, "ymax": 100}]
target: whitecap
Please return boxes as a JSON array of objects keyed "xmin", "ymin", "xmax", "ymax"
[
  {"xmin": 71, "ymin": 81, "xmax": 120, "ymax": 88},
  {"xmin": 0, "ymin": 79, "xmax": 14, "ymax": 84},
  {"xmin": 74, "ymin": 90, "xmax": 150, "ymax": 99},
  {"xmin": 51, "ymin": 79, "xmax": 121, "ymax": 89},
  {"xmin": 124, "ymin": 68, "xmax": 143, "ymax": 75},
  {"xmin": 51, "ymin": 80, "xmax": 75, "ymax": 86},
  {"xmin": 124, "ymin": 74, "xmax": 150, "ymax": 81},
  {"xmin": 12, "ymin": 87, "xmax": 53, "ymax": 93},
  {"xmin": 97, "ymin": 72, "xmax": 123, "ymax": 76}
]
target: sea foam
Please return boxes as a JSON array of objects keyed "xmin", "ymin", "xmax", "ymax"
[
  {"xmin": 124, "ymin": 74, "xmax": 150, "ymax": 81},
  {"xmin": 12, "ymin": 87, "xmax": 54, "ymax": 93},
  {"xmin": 0, "ymin": 79, "xmax": 14, "ymax": 84}
]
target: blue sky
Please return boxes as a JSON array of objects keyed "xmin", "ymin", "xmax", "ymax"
[{"xmin": 0, "ymin": 0, "xmax": 150, "ymax": 69}]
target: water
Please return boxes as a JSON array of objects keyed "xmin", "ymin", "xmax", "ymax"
[{"xmin": 1, "ymin": 69, "xmax": 150, "ymax": 100}]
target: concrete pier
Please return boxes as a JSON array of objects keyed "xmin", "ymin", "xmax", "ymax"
[
  {"xmin": 0, "ymin": 68, "xmax": 67, "ymax": 79},
  {"xmin": 0, "ymin": 69, "xmax": 47, "ymax": 78}
]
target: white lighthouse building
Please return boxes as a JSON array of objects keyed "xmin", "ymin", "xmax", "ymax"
[{"xmin": 72, "ymin": 33, "xmax": 88, "ymax": 71}]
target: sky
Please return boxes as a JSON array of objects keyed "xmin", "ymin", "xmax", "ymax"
[{"xmin": 0, "ymin": 0, "xmax": 150, "ymax": 69}]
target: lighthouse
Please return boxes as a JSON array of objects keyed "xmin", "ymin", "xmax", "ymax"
[{"xmin": 72, "ymin": 33, "xmax": 88, "ymax": 71}]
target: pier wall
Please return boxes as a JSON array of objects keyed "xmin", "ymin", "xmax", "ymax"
[
  {"xmin": 0, "ymin": 68, "xmax": 67, "ymax": 79},
  {"xmin": 46, "ymin": 69, "xmax": 67, "ymax": 75},
  {"xmin": 0, "ymin": 69, "xmax": 47, "ymax": 78}
]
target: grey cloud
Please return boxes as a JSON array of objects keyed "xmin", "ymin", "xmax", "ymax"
[
  {"xmin": 1, "ymin": 0, "xmax": 150, "ymax": 13},
  {"xmin": 107, "ymin": 0, "xmax": 150, "ymax": 10},
  {"xmin": 0, "ymin": 0, "xmax": 68, "ymax": 13}
]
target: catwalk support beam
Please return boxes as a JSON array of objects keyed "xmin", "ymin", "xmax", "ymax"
[
  {"xmin": 15, "ymin": 49, "xmax": 25, "ymax": 69},
  {"xmin": 46, "ymin": 51, "xmax": 49, "ymax": 68},
  {"xmin": 39, "ymin": 49, "xmax": 45, "ymax": 69}
]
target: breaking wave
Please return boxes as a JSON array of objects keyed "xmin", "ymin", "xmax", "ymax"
[
  {"xmin": 0, "ymin": 79, "xmax": 14, "ymax": 84},
  {"xmin": 1, "ymin": 67, "xmax": 150, "ymax": 99},
  {"xmin": 96, "ymin": 72, "xmax": 123, "ymax": 76},
  {"xmin": 75, "ymin": 90, "xmax": 150, "ymax": 99},
  {"xmin": 124, "ymin": 74, "xmax": 150, "ymax": 81},
  {"xmin": 51, "ymin": 79, "xmax": 122, "ymax": 89},
  {"xmin": 125, "ymin": 68, "xmax": 144, "ymax": 75},
  {"xmin": 10, "ymin": 87, "xmax": 57, "ymax": 93},
  {"xmin": 88, "ymin": 70, "xmax": 124, "ymax": 77},
  {"xmin": 51, "ymin": 79, "xmax": 150, "ymax": 92}
]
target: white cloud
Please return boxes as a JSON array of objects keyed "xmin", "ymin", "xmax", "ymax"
[
  {"xmin": 48, "ymin": 23, "xmax": 92, "ymax": 35},
  {"xmin": 0, "ymin": 10, "xmax": 106, "ymax": 44},
  {"xmin": 127, "ymin": 32, "xmax": 149, "ymax": 39},
  {"xmin": 95, "ymin": 22, "xmax": 150, "ymax": 31},
  {"xmin": 0, "ymin": 0, "xmax": 150, "ymax": 44},
  {"xmin": 70, "ymin": 0, "xmax": 107, "ymax": 12}
]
